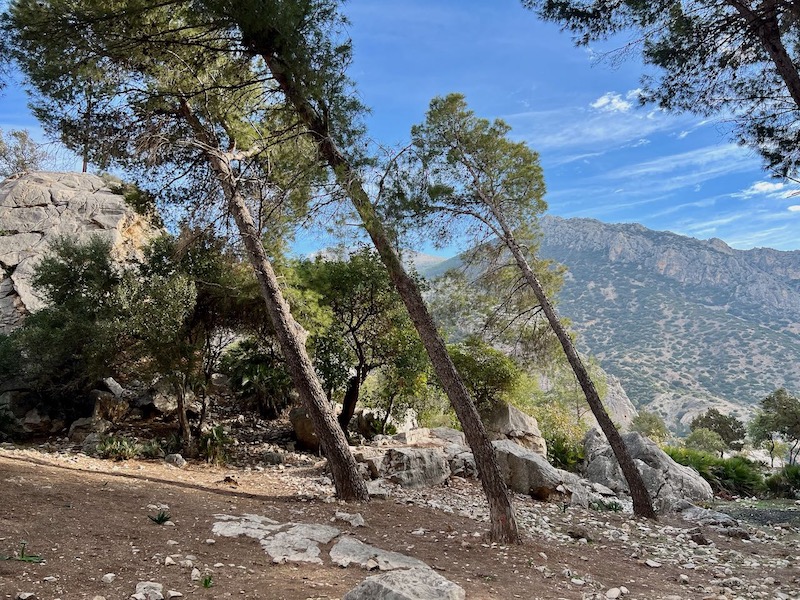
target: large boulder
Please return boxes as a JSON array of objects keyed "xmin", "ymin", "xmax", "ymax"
[
  {"xmin": 68, "ymin": 416, "xmax": 111, "ymax": 443},
  {"xmin": 343, "ymin": 567, "xmax": 465, "ymax": 600},
  {"xmin": 583, "ymin": 428, "xmax": 713, "ymax": 511},
  {"xmin": 0, "ymin": 172, "xmax": 161, "ymax": 334},
  {"xmin": 483, "ymin": 403, "xmax": 547, "ymax": 455},
  {"xmin": 21, "ymin": 407, "xmax": 64, "ymax": 435},
  {"xmin": 382, "ymin": 447, "xmax": 451, "ymax": 489},
  {"xmin": 492, "ymin": 439, "xmax": 588, "ymax": 506},
  {"xmin": 289, "ymin": 406, "xmax": 320, "ymax": 451},
  {"xmin": 90, "ymin": 390, "xmax": 129, "ymax": 423}
]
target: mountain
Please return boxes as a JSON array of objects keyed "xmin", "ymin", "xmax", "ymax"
[
  {"xmin": 418, "ymin": 216, "xmax": 800, "ymax": 429},
  {"xmin": 538, "ymin": 216, "xmax": 800, "ymax": 428}
]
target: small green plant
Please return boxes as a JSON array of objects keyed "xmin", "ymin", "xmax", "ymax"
[
  {"xmin": 766, "ymin": 464, "xmax": 800, "ymax": 498},
  {"xmin": 201, "ymin": 574, "xmax": 213, "ymax": 588},
  {"xmin": 1, "ymin": 541, "xmax": 44, "ymax": 563},
  {"xmin": 148, "ymin": 510, "xmax": 171, "ymax": 525},
  {"xmin": 96, "ymin": 435, "xmax": 141, "ymax": 460},
  {"xmin": 138, "ymin": 439, "xmax": 165, "ymax": 459},
  {"xmin": 664, "ymin": 447, "xmax": 766, "ymax": 497},
  {"xmin": 589, "ymin": 499, "xmax": 623, "ymax": 512},
  {"xmin": 199, "ymin": 425, "xmax": 232, "ymax": 465}
]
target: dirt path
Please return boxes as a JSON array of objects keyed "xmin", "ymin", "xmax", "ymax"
[{"xmin": 0, "ymin": 448, "xmax": 798, "ymax": 599}]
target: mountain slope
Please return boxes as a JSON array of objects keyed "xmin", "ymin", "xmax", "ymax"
[{"xmin": 535, "ymin": 216, "xmax": 800, "ymax": 428}]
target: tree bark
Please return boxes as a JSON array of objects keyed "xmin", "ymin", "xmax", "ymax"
[
  {"xmin": 492, "ymin": 211, "xmax": 657, "ymax": 519},
  {"xmin": 224, "ymin": 181, "xmax": 368, "ymax": 501},
  {"xmin": 248, "ymin": 47, "xmax": 520, "ymax": 543},
  {"xmin": 338, "ymin": 372, "xmax": 361, "ymax": 438}
]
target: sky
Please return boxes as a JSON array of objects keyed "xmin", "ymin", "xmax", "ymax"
[{"xmin": 1, "ymin": 0, "xmax": 799, "ymax": 252}]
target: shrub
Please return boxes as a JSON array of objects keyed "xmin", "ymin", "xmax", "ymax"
[
  {"xmin": 95, "ymin": 436, "xmax": 140, "ymax": 460},
  {"xmin": 546, "ymin": 432, "xmax": 585, "ymax": 473},
  {"xmin": 766, "ymin": 464, "xmax": 800, "ymax": 498},
  {"xmin": 665, "ymin": 447, "xmax": 765, "ymax": 497},
  {"xmin": 200, "ymin": 425, "xmax": 232, "ymax": 465}
]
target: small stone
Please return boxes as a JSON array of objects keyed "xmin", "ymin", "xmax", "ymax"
[
  {"xmin": 166, "ymin": 540, "xmax": 179, "ymax": 546},
  {"xmin": 185, "ymin": 555, "xmax": 198, "ymax": 561},
  {"xmin": 165, "ymin": 454, "xmax": 186, "ymax": 468},
  {"xmin": 164, "ymin": 556, "xmax": 176, "ymax": 566},
  {"xmin": 335, "ymin": 511, "xmax": 365, "ymax": 527},
  {"xmin": 606, "ymin": 588, "xmax": 621, "ymax": 599},
  {"xmin": 43, "ymin": 576, "xmax": 57, "ymax": 582},
  {"xmin": 166, "ymin": 592, "xmax": 183, "ymax": 599},
  {"xmin": 15, "ymin": 594, "xmax": 38, "ymax": 600},
  {"xmin": 204, "ymin": 539, "xmax": 215, "ymax": 545},
  {"xmin": 190, "ymin": 568, "xmax": 201, "ymax": 581},
  {"xmin": 101, "ymin": 573, "xmax": 116, "ymax": 584},
  {"xmin": 92, "ymin": 596, "xmax": 107, "ymax": 600},
  {"xmin": 365, "ymin": 558, "xmax": 379, "ymax": 571},
  {"xmin": 179, "ymin": 560, "xmax": 193, "ymax": 568},
  {"xmin": 679, "ymin": 574, "xmax": 689, "ymax": 584},
  {"xmin": 134, "ymin": 582, "xmax": 164, "ymax": 600},
  {"xmin": 619, "ymin": 586, "xmax": 629, "ymax": 595},
  {"xmin": 213, "ymin": 563, "xmax": 224, "ymax": 568},
  {"xmin": 163, "ymin": 521, "xmax": 175, "ymax": 527},
  {"xmin": 645, "ymin": 559, "xmax": 662, "ymax": 568},
  {"xmin": 570, "ymin": 578, "xmax": 585, "ymax": 586}
]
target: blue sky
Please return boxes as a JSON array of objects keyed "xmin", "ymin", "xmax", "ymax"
[{"xmin": 1, "ymin": 0, "xmax": 799, "ymax": 251}]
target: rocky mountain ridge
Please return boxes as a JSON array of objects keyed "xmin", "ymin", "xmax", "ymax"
[{"xmin": 417, "ymin": 216, "xmax": 800, "ymax": 428}]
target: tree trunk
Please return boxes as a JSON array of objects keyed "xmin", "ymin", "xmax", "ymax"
[
  {"xmin": 212, "ymin": 157, "xmax": 368, "ymax": 502},
  {"xmin": 176, "ymin": 381, "xmax": 192, "ymax": 452},
  {"xmin": 242, "ymin": 42, "xmax": 519, "ymax": 542},
  {"xmin": 494, "ymin": 213, "xmax": 657, "ymax": 519},
  {"xmin": 338, "ymin": 373, "xmax": 361, "ymax": 438}
]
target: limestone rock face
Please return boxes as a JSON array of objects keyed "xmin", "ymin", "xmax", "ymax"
[
  {"xmin": 0, "ymin": 172, "xmax": 160, "ymax": 333},
  {"xmin": 583, "ymin": 428, "xmax": 713, "ymax": 512},
  {"xmin": 483, "ymin": 402, "xmax": 547, "ymax": 455},
  {"xmin": 343, "ymin": 567, "xmax": 466, "ymax": 600}
]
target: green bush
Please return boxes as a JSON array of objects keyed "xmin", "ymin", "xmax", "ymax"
[
  {"xmin": 96, "ymin": 436, "xmax": 141, "ymax": 460},
  {"xmin": 766, "ymin": 464, "xmax": 800, "ymax": 498},
  {"xmin": 200, "ymin": 425, "xmax": 232, "ymax": 465},
  {"xmin": 546, "ymin": 432, "xmax": 585, "ymax": 473},
  {"xmin": 664, "ymin": 447, "xmax": 765, "ymax": 497}
]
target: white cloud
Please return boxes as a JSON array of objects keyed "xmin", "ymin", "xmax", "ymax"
[
  {"xmin": 591, "ymin": 92, "xmax": 632, "ymax": 113},
  {"xmin": 789, "ymin": 205, "xmax": 800, "ymax": 212},
  {"xmin": 738, "ymin": 180, "xmax": 785, "ymax": 197}
]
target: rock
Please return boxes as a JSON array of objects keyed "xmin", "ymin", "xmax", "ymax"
[
  {"xmin": 582, "ymin": 429, "xmax": 713, "ymax": 511},
  {"xmin": 674, "ymin": 501, "xmax": 738, "ymax": 527},
  {"xmin": 448, "ymin": 451, "xmax": 476, "ymax": 479},
  {"xmin": 82, "ymin": 432, "xmax": 103, "ymax": 455},
  {"xmin": 334, "ymin": 511, "xmax": 365, "ymax": 527},
  {"xmin": 0, "ymin": 172, "xmax": 160, "ymax": 334},
  {"xmin": 429, "ymin": 427, "xmax": 465, "ymax": 446},
  {"xmin": 21, "ymin": 407, "xmax": 63, "ymax": 435},
  {"xmin": 101, "ymin": 573, "xmax": 116, "ymax": 584},
  {"xmin": 164, "ymin": 556, "xmax": 176, "ymax": 566},
  {"xmin": 382, "ymin": 447, "xmax": 450, "ymax": 489},
  {"xmin": 101, "ymin": 376, "xmax": 124, "ymax": 397},
  {"xmin": 190, "ymin": 568, "xmax": 201, "ymax": 582},
  {"xmin": 289, "ymin": 406, "xmax": 319, "ymax": 451},
  {"xmin": 606, "ymin": 588, "xmax": 622, "ymax": 599},
  {"xmin": 165, "ymin": 454, "xmax": 186, "ymax": 468},
  {"xmin": 259, "ymin": 523, "xmax": 340, "ymax": 564},
  {"xmin": 134, "ymin": 582, "xmax": 164, "ymax": 600},
  {"xmin": 343, "ymin": 567, "xmax": 465, "ymax": 600},
  {"xmin": 91, "ymin": 389, "xmax": 129, "ymax": 423},
  {"xmin": 484, "ymin": 403, "xmax": 547, "ymax": 455},
  {"xmin": 68, "ymin": 417, "xmax": 111, "ymax": 443},
  {"xmin": 366, "ymin": 479, "xmax": 391, "ymax": 499},
  {"xmin": 493, "ymin": 439, "xmax": 587, "ymax": 505},
  {"xmin": 330, "ymin": 537, "xmax": 429, "ymax": 571},
  {"xmin": 645, "ymin": 559, "xmax": 662, "ymax": 568},
  {"xmin": 15, "ymin": 593, "xmax": 38, "ymax": 600},
  {"xmin": 165, "ymin": 592, "xmax": 182, "ymax": 599}
]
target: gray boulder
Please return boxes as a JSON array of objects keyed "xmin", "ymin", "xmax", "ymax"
[
  {"xmin": 91, "ymin": 390, "xmax": 129, "ymax": 423},
  {"xmin": 68, "ymin": 417, "xmax": 111, "ymax": 443},
  {"xmin": 382, "ymin": 447, "xmax": 450, "ymax": 489},
  {"xmin": 492, "ymin": 439, "xmax": 588, "ymax": 506},
  {"xmin": 343, "ymin": 567, "xmax": 465, "ymax": 600},
  {"xmin": 289, "ymin": 406, "xmax": 319, "ymax": 451},
  {"xmin": 330, "ymin": 537, "xmax": 427, "ymax": 570},
  {"xmin": 583, "ymin": 428, "xmax": 713, "ymax": 511},
  {"xmin": 21, "ymin": 407, "xmax": 63, "ymax": 435},
  {"xmin": 484, "ymin": 403, "xmax": 547, "ymax": 455}
]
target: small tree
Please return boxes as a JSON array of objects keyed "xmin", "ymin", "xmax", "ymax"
[
  {"xmin": 751, "ymin": 389, "xmax": 800, "ymax": 465},
  {"xmin": 0, "ymin": 128, "xmax": 48, "ymax": 176},
  {"xmin": 691, "ymin": 408, "xmax": 746, "ymax": 454},
  {"xmin": 684, "ymin": 427, "xmax": 726, "ymax": 456},
  {"xmin": 632, "ymin": 411, "xmax": 669, "ymax": 444},
  {"xmin": 448, "ymin": 337, "xmax": 522, "ymax": 415}
]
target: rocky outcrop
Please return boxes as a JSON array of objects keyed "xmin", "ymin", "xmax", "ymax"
[
  {"xmin": 0, "ymin": 172, "xmax": 160, "ymax": 333},
  {"xmin": 583, "ymin": 429, "xmax": 713, "ymax": 512},
  {"xmin": 483, "ymin": 402, "xmax": 547, "ymax": 455}
]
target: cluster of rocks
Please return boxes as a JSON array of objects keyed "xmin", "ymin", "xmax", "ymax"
[{"xmin": 211, "ymin": 513, "xmax": 465, "ymax": 600}]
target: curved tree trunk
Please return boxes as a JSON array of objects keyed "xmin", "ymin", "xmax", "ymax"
[
  {"xmin": 245, "ymin": 44, "xmax": 519, "ymax": 543},
  {"xmin": 338, "ymin": 372, "xmax": 361, "ymax": 438},
  {"xmin": 493, "ymin": 212, "xmax": 656, "ymax": 519}
]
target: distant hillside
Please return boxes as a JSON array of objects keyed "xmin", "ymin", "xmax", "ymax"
[
  {"xmin": 538, "ymin": 216, "xmax": 800, "ymax": 427},
  {"xmin": 418, "ymin": 216, "xmax": 800, "ymax": 428}
]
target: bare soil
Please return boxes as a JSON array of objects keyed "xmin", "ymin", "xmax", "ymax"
[{"xmin": 0, "ymin": 447, "xmax": 798, "ymax": 600}]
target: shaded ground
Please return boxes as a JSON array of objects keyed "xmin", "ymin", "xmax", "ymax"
[{"xmin": 1, "ymin": 447, "xmax": 799, "ymax": 600}]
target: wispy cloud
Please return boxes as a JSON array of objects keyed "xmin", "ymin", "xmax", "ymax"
[
  {"xmin": 789, "ymin": 205, "xmax": 800, "ymax": 212},
  {"xmin": 591, "ymin": 92, "xmax": 632, "ymax": 113}
]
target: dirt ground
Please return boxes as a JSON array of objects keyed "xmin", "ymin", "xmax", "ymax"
[{"xmin": 0, "ymin": 447, "xmax": 798, "ymax": 600}]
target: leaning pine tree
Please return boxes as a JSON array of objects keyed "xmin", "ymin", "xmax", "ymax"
[
  {"xmin": 4, "ymin": 0, "xmax": 368, "ymax": 501},
  {"xmin": 405, "ymin": 94, "xmax": 657, "ymax": 519}
]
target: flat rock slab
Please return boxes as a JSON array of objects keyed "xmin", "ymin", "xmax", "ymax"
[
  {"xmin": 343, "ymin": 567, "xmax": 466, "ymax": 600},
  {"xmin": 260, "ymin": 524, "xmax": 340, "ymax": 564},
  {"xmin": 330, "ymin": 537, "xmax": 428, "ymax": 570}
]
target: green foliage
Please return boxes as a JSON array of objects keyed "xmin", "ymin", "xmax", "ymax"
[
  {"xmin": 632, "ymin": 411, "xmax": 669, "ymax": 443},
  {"xmin": 220, "ymin": 338, "xmax": 294, "ymax": 419},
  {"xmin": 750, "ymin": 389, "xmax": 800, "ymax": 465},
  {"xmin": 765, "ymin": 464, "xmax": 800, "ymax": 499},
  {"xmin": 0, "ymin": 541, "xmax": 43, "ymax": 563},
  {"xmin": 665, "ymin": 447, "xmax": 765, "ymax": 497},
  {"xmin": 589, "ymin": 499, "xmax": 622, "ymax": 513},
  {"xmin": 684, "ymin": 427, "xmax": 727, "ymax": 456},
  {"xmin": 201, "ymin": 574, "xmax": 213, "ymax": 589},
  {"xmin": 0, "ymin": 128, "xmax": 48, "ymax": 176},
  {"xmin": 448, "ymin": 337, "xmax": 521, "ymax": 414},
  {"xmin": 690, "ymin": 408, "xmax": 745, "ymax": 452},
  {"xmin": 200, "ymin": 425, "xmax": 232, "ymax": 465},
  {"xmin": 546, "ymin": 433, "xmax": 585, "ymax": 473},
  {"xmin": 95, "ymin": 436, "xmax": 140, "ymax": 460},
  {"xmin": 148, "ymin": 510, "xmax": 171, "ymax": 525}
]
